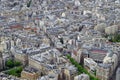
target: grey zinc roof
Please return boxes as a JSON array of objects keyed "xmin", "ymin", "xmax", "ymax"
[{"xmin": 98, "ymin": 63, "xmax": 112, "ymax": 69}]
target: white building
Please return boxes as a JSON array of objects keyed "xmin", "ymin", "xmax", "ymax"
[
  {"xmin": 74, "ymin": 74, "xmax": 90, "ymax": 80},
  {"xmin": 103, "ymin": 51, "xmax": 118, "ymax": 70},
  {"xmin": 0, "ymin": 41, "xmax": 7, "ymax": 52},
  {"xmin": 84, "ymin": 58, "xmax": 97, "ymax": 73}
]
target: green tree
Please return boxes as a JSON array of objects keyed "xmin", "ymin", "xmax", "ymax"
[
  {"xmin": 5, "ymin": 59, "xmax": 21, "ymax": 68},
  {"xmin": 14, "ymin": 61, "xmax": 21, "ymax": 66},
  {"xmin": 6, "ymin": 66, "xmax": 23, "ymax": 77},
  {"xmin": 16, "ymin": 66, "xmax": 23, "ymax": 73},
  {"xmin": 6, "ymin": 59, "xmax": 14, "ymax": 68}
]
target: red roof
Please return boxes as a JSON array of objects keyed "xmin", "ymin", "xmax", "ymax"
[
  {"xmin": 91, "ymin": 49, "xmax": 107, "ymax": 54},
  {"xmin": 24, "ymin": 27, "xmax": 37, "ymax": 33},
  {"xmin": 10, "ymin": 25, "xmax": 23, "ymax": 29},
  {"xmin": 24, "ymin": 27, "xmax": 31, "ymax": 30}
]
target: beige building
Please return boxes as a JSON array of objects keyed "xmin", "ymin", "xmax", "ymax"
[
  {"xmin": 103, "ymin": 51, "xmax": 118, "ymax": 70},
  {"xmin": 29, "ymin": 57, "xmax": 43, "ymax": 69},
  {"xmin": 72, "ymin": 49, "xmax": 82, "ymax": 63},
  {"xmin": 105, "ymin": 25, "xmax": 118, "ymax": 35},
  {"xmin": 0, "ymin": 41, "xmax": 7, "ymax": 52},
  {"xmin": 94, "ymin": 23, "xmax": 107, "ymax": 33},
  {"xmin": 96, "ymin": 63, "xmax": 113, "ymax": 80},
  {"xmin": 58, "ymin": 68, "xmax": 76, "ymax": 80},
  {"xmin": 64, "ymin": 69, "xmax": 71, "ymax": 80},
  {"xmin": 14, "ymin": 52, "xmax": 28, "ymax": 66},
  {"xmin": 21, "ymin": 66, "xmax": 40, "ymax": 80},
  {"xmin": 84, "ymin": 58, "xmax": 97, "ymax": 74}
]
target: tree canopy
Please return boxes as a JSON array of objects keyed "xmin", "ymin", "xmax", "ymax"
[
  {"xmin": 105, "ymin": 34, "xmax": 120, "ymax": 42},
  {"xmin": 6, "ymin": 66, "xmax": 23, "ymax": 77},
  {"xmin": 5, "ymin": 59, "xmax": 21, "ymax": 68}
]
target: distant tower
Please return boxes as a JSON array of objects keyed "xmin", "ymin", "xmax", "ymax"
[{"xmin": 0, "ymin": 51, "xmax": 3, "ymax": 70}]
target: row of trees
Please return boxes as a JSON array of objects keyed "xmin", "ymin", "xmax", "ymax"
[{"xmin": 66, "ymin": 55, "xmax": 99, "ymax": 80}]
